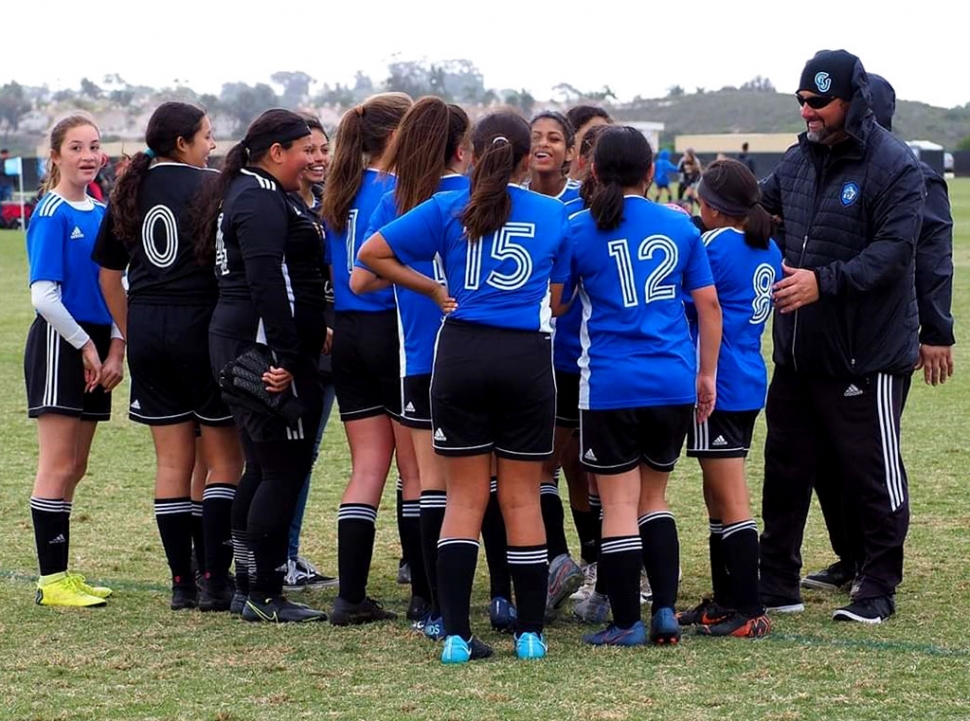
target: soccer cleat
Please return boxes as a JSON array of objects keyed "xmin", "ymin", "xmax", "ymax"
[
  {"xmin": 441, "ymin": 635, "xmax": 494, "ymax": 664},
  {"xmin": 66, "ymin": 572, "xmax": 113, "ymax": 599},
  {"xmin": 583, "ymin": 620, "xmax": 647, "ymax": 646},
  {"xmin": 284, "ymin": 556, "xmax": 338, "ymax": 592},
  {"xmin": 832, "ymin": 595, "xmax": 895, "ymax": 625},
  {"xmin": 242, "ymin": 595, "xmax": 328, "ymax": 623},
  {"xmin": 330, "ymin": 596, "xmax": 398, "ymax": 626},
  {"xmin": 801, "ymin": 560, "xmax": 855, "ymax": 592},
  {"xmin": 407, "ymin": 595, "xmax": 431, "ymax": 621},
  {"xmin": 515, "ymin": 631, "xmax": 548, "ymax": 660},
  {"xmin": 678, "ymin": 598, "xmax": 731, "ymax": 626},
  {"xmin": 762, "ymin": 594, "xmax": 806, "ymax": 614},
  {"xmin": 489, "ymin": 596, "xmax": 517, "ymax": 633},
  {"xmin": 199, "ymin": 579, "xmax": 234, "ymax": 613},
  {"xmin": 421, "ymin": 613, "xmax": 446, "ymax": 641},
  {"xmin": 640, "ymin": 569, "xmax": 653, "ymax": 604},
  {"xmin": 571, "ymin": 562, "xmax": 597, "ymax": 602},
  {"xmin": 649, "ymin": 607, "xmax": 681, "ymax": 645},
  {"xmin": 171, "ymin": 578, "xmax": 198, "ymax": 611},
  {"xmin": 547, "ymin": 554, "xmax": 584, "ymax": 617},
  {"xmin": 35, "ymin": 573, "xmax": 106, "ymax": 608},
  {"xmin": 573, "ymin": 591, "xmax": 611, "ymax": 625},
  {"xmin": 698, "ymin": 611, "xmax": 772, "ymax": 638},
  {"xmin": 229, "ymin": 590, "xmax": 247, "ymax": 616},
  {"xmin": 397, "ymin": 560, "xmax": 411, "ymax": 585}
]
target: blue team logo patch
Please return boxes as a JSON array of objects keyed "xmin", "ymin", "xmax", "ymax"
[
  {"xmin": 815, "ymin": 72, "xmax": 832, "ymax": 93},
  {"xmin": 840, "ymin": 181, "xmax": 860, "ymax": 207}
]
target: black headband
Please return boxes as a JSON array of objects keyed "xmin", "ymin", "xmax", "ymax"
[
  {"xmin": 697, "ymin": 178, "xmax": 755, "ymax": 217},
  {"xmin": 245, "ymin": 120, "xmax": 311, "ymax": 155}
]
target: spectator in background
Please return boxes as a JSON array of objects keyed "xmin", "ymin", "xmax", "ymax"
[
  {"xmin": 0, "ymin": 148, "xmax": 13, "ymax": 201},
  {"xmin": 677, "ymin": 148, "xmax": 702, "ymax": 208},
  {"xmin": 652, "ymin": 149, "xmax": 677, "ymax": 203},
  {"xmin": 738, "ymin": 142, "xmax": 756, "ymax": 175}
]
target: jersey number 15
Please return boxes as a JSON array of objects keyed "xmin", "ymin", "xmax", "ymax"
[{"xmin": 464, "ymin": 223, "xmax": 536, "ymax": 292}]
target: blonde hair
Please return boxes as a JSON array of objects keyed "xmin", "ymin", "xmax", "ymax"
[{"xmin": 40, "ymin": 114, "xmax": 100, "ymax": 195}]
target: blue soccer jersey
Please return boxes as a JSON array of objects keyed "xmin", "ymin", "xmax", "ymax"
[
  {"xmin": 696, "ymin": 227, "xmax": 783, "ymax": 411},
  {"xmin": 525, "ymin": 178, "xmax": 582, "ymax": 204},
  {"xmin": 569, "ymin": 196, "xmax": 714, "ymax": 410},
  {"xmin": 365, "ymin": 174, "xmax": 469, "ymax": 376},
  {"xmin": 381, "ymin": 185, "xmax": 570, "ymax": 333},
  {"xmin": 27, "ymin": 193, "xmax": 111, "ymax": 325},
  {"xmin": 552, "ymin": 194, "xmax": 587, "ymax": 372},
  {"xmin": 326, "ymin": 168, "xmax": 396, "ymax": 312}
]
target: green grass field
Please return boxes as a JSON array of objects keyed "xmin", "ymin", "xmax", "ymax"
[{"xmin": 1, "ymin": 183, "xmax": 969, "ymax": 721}]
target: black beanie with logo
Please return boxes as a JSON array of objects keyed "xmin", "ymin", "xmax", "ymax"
[{"xmin": 798, "ymin": 49, "xmax": 861, "ymax": 100}]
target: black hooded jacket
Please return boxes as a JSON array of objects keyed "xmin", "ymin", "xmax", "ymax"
[
  {"xmin": 760, "ymin": 61, "xmax": 925, "ymax": 378},
  {"xmin": 868, "ymin": 74, "xmax": 955, "ymax": 347}
]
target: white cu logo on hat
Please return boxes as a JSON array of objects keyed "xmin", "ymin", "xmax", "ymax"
[{"xmin": 815, "ymin": 72, "xmax": 832, "ymax": 93}]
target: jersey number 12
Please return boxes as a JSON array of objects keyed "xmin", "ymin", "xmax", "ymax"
[{"xmin": 608, "ymin": 235, "xmax": 679, "ymax": 307}]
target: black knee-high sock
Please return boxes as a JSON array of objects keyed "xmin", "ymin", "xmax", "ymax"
[
  {"xmin": 337, "ymin": 503, "xmax": 377, "ymax": 604},
  {"xmin": 638, "ymin": 511, "xmax": 679, "ymax": 614},
  {"xmin": 482, "ymin": 477, "xmax": 511, "ymax": 600},
  {"xmin": 589, "ymin": 493, "xmax": 607, "ymax": 595},
  {"xmin": 572, "ymin": 506, "xmax": 597, "ymax": 565},
  {"xmin": 709, "ymin": 518, "xmax": 729, "ymax": 606},
  {"xmin": 507, "ymin": 545, "xmax": 548, "ymax": 635},
  {"xmin": 61, "ymin": 500, "xmax": 73, "ymax": 571},
  {"xmin": 437, "ymin": 538, "xmax": 479, "ymax": 641},
  {"xmin": 31, "ymin": 497, "xmax": 66, "ymax": 577},
  {"xmin": 600, "ymin": 536, "xmax": 642, "ymax": 628},
  {"xmin": 420, "ymin": 490, "xmax": 446, "ymax": 614},
  {"xmin": 395, "ymin": 478, "xmax": 407, "ymax": 566},
  {"xmin": 203, "ymin": 484, "xmax": 236, "ymax": 586},
  {"xmin": 402, "ymin": 499, "xmax": 429, "ymax": 600},
  {"xmin": 540, "ymin": 483, "xmax": 569, "ymax": 560},
  {"xmin": 154, "ymin": 497, "xmax": 195, "ymax": 585},
  {"xmin": 191, "ymin": 500, "xmax": 205, "ymax": 575},
  {"xmin": 723, "ymin": 519, "xmax": 763, "ymax": 617}
]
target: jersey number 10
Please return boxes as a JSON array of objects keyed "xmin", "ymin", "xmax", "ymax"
[{"xmin": 608, "ymin": 235, "xmax": 679, "ymax": 307}]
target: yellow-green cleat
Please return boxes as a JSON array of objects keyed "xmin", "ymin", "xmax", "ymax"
[
  {"xmin": 67, "ymin": 572, "xmax": 113, "ymax": 599},
  {"xmin": 35, "ymin": 572, "xmax": 107, "ymax": 608}
]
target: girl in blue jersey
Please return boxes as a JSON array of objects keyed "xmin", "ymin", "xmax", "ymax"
[
  {"xmin": 527, "ymin": 111, "xmax": 582, "ymax": 203},
  {"xmin": 680, "ymin": 159, "xmax": 781, "ymax": 638},
  {"xmin": 25, "ymin": 115, "xmax": 125, "ymax": 607},
  {"xmin": 357, "ymin": 111, "xmax": 570, "ymax": 663},
  {"xmin": 565, "ymin": 126, "xmax": 722, "ymax": 646},
  {"xmin": 93, "ymin": 102, "xmax": 244, "ymax": 612},
  {"xmin": 351, "ymin": 97, "xmax": 471, "ymax": 633},
  {"xmin": 320, "ymin": 93, "xmax": 417, "ymax": 626}
]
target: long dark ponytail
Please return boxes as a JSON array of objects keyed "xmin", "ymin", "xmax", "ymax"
[
  {"xmin": 697, "ymin": 159, "xmax": 774, "ymax": 249},
  {"xmin": 588, "ymin": 126, "xmax": 653, "ymax": 231},
  {"xmin": 460, "ymin": 112, "xmax": 531, "ymax": 242}
]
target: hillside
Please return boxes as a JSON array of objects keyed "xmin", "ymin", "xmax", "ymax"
[{"xmin": 613, "ymin": 90, "xmax": 970, "ymax": 148}]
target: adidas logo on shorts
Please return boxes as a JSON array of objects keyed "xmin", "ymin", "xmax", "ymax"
[
  {"xmin": 434, "ymin": 428, "xmax": 447, "ymax": 442},
  {"xmin": 712, "ymin": 435, "xmax": 728, "ymax": 447},
  {"xmin": 843, "ymin": 384, "xmax": 864, "ymax": 397},
  {"xmin": 131, "ymin": 399, "xmax": 141, "ymax": 410},
  {"xmin": 583, "ymin": 448, "xmax": 598, "ymax": 462},
  {"xmin": 70, "ymin": 226, "xmax": 84, "ymax": 240},
  {"xmin": 405, "ymin": 402, "xmax": 416, "ymax": 413}
]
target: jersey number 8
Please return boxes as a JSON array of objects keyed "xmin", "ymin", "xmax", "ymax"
[
  {"xmin": 464, "ymin": 223, "xmax": 535, "ymax": 292},
  {"xmin": 750, "ymin": 263, "xmax": 776, "ymax": 324},
  {"xmin": 608, "ymin": 235, "xmax": 679, "ymax": 307}
]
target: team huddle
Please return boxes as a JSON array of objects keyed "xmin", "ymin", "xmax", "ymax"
[{"xmin": 23, "ymin": 49, "xmax": 953, "ymax": 664}]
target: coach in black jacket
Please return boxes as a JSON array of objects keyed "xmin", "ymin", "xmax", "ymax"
[{"xmin": 757, "ymin": 50, "xmax": 925, "ymax": 624}]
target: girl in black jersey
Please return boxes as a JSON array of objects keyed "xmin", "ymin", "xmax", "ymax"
[
  {"xmin": 193, "ymin": 109, "xmax": 328, "ymax": 623},
  {"xmin": 94, "ymin": 102, "xmax": 244, "ymax": 612}
]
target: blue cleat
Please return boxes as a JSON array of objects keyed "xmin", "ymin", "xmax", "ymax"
[
  {"xmin": 649, "ymin": 607, "xmax": 682, "ymax": 645},
  {"xmin": 583, "ymin": 620, "xmax": 647, "ymax": 646},
  {"xmin": 441, "ymin": 635, "xmax": 493, "ymax": 664},
  {"xmin": 423, "ymin": 613, "xmax": 446, "ymax": 641},
  {"xmin": 514, "ymin": 631, "xmax": 548, "ymax": 660},
  {"xmin": 489, "ymin": 596, "xmax": 517, "ymax": 633}
]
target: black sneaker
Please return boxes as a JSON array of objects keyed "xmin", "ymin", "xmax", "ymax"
[
  {"xmin": 242, "ymin": 595, "xmax": 328, "ymax": 623},
  {"xmin": 407, "ymin": 595, "xmax": 431, "ymax": 621},
  {"xmin": 677, "ymin": 597, "xmax": 731, "ymax": 626},
  {"xmin": 801, "ymin": 560, "xmax": 855, "ymax": 592},
  {"xmin": 697, "ymin": 611, "xmax": 771, "ymax": 638},
  {"xmin": 229, "ymin": 590, "xmax": 247, "ymax": 616},
  {"xmin": 171, "ymin": 578, "xmax": 198, "ymax": 611},
  {"xmin": 199, "ymin": 577, "xmax": 234, "ymax": 613},
  {"xmin": 330, "ymin": 597, "xmax": 398, "ymax": 626},
  {"xmin": 761, "ymin": 593, "xmax": 805, "ymax": 614},
  {"xmin": 832, "ymin": 595, "xmax": 895, "ymax": 625}
]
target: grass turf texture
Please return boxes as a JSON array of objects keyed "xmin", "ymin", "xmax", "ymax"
[{"xmin": 1, "ymin": 181, "xmax": 969, "ymax": 720}]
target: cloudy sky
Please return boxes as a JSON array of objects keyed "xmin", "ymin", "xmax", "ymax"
[{"xmin": 3, "ymin": 0, "xmax": 966, "ymax": 108}]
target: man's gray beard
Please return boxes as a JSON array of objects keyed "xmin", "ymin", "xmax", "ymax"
[{"xmin": 807, "ymin": 125, "xmax": 831, "ymax": 143}]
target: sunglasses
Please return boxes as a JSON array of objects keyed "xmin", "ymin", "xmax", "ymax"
[{"xmin": 796, "ymin": 94, "xmax": 838, "ymax": 110}]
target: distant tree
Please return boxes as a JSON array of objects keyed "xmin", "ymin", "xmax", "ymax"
[
  {"xmin": 316, "ymin": 83, "xmax": 355, "ymax": 107},
  {"xmin": 109, "ymin": 89, "xmax": 135, "ymax": 107},
  {"xmin": 220, "ymin": 82, "xmax": 279, "ymax": 129},
  {"xmin": 695, "ymin": 87, "xmax": 707, "ymax": 95},
  {"xmin": 553, "ymin": 83, "xmax": 582, "ymax": 104},
  {"xmin": 666, "ymin": 85, "xmax": 685, "ymax": 98},
  {"xmin": 199, "ymin": 93, "xmax": 221, "ymax": 113},
  {"xmin": 583, "ymin": 85, "xmax": 616, "ymax": 102},
  {"xmin": 271, "ymin": 71, "xmax": 314, "ymax": 107},
  {"xmin": 958, "ymin": 135, "xmax": 970, "ymax": 151},
  {"xmin": 740, "ymin": 76, "xmax": 776, "ymax": 93},
  {"xmin": 80, "ymin": 77, "xmax": 102, "ymax": 99},
  {"xmin": 504, "ymin": 89, "xmax": 535, "ymax": 116},
  {"xmin": 0, "ymin": 82, "xmax": 31, "ymax": 135},
  {"xmin": 353, "ymin": 71, "xmax": 374, "ymax": 96},
  {"xmin": 53, "ymin": 88, "xmax": 76, "ymax": 102},
  {"xmin": 439, "ymin": 59, "xmax": 486, "ymax": 104}
]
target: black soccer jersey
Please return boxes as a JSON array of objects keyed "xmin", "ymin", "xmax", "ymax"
[
  {"xmin": 209, "ymin": 168, "xmax": 327, "ymax": 371},
  {"xmin": 92, "ymin": 163, "xmax": 219, "ymax": 305}
]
